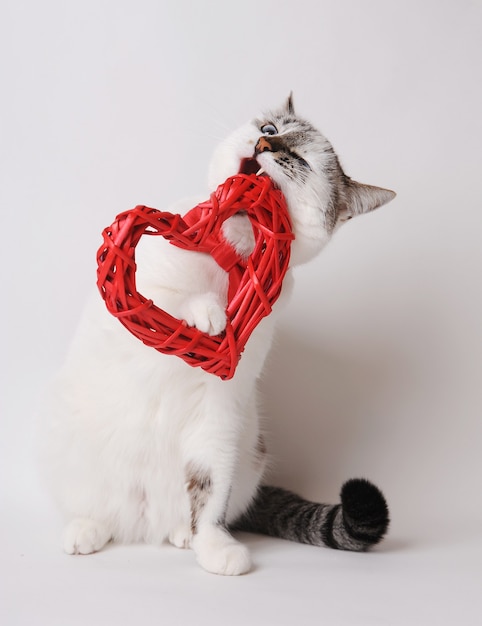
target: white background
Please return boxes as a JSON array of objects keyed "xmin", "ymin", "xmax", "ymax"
[{"xmin": 1, "ymin": 1, "xmax": 481, "ymax": 624}]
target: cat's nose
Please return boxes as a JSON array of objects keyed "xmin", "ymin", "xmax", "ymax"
[{"xmin": 254, "ymin": 136, "xmax": 273, "ymax": 154}]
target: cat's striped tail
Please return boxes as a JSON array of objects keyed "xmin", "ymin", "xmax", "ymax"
[{"xmin": 232, "ymin": 479, "xmax": 389, "ymax": 551}]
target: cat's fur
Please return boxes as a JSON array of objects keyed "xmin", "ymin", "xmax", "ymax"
[{"xmin": 39, "ymin": 96, "xmax": 394, "ymax": 575}]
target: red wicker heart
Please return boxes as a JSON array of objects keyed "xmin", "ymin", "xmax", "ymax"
[{"xmin": 96, "ymin": 174, "xmax": 293, "ymax": 380}]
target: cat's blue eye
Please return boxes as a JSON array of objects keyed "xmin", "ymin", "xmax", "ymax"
[{"xmin": 261, "ymin": 124, "xmax": 278, "ymax": 136}]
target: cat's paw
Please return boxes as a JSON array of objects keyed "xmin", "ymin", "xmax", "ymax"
[
  {"xmin": 63, "ymin": 518, "xmax": 111, "ymax": 555},
  {"xmin": 192, "ymin": 527, "xmax": 251, "ymax": 576},
  {"xmin": 180, "ymin": 293, "xmax": 226, "ymax": 336},
  {"xmin": 222, "ymin": 214, "xmax": 255, "ymax": 257},
  {"xmin": 169, "ymin": 525, "xmax": 191, "ymax": 549}
]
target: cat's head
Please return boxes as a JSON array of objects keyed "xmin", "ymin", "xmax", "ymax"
[{"xmin": 208, "ymin": 95, "xmax": 396, "ymax": 265}]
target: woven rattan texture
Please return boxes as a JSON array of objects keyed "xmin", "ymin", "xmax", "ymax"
[{"xmin": 97, "ymin": 174, "xmax": 293, "ymax": 380}]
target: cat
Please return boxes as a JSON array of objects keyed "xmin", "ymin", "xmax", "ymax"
[{"xmin": 38, "ymin": 95, "xmax": 394, "ymax": 576}]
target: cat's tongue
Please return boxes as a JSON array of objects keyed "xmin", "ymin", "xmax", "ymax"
[{"xmin": 239, "ymin": 158, "xmax": 265, "ymax": 176}]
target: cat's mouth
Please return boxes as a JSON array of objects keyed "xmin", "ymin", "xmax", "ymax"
[{"xmin": 239, "ymin": 158, "xmax": 266, "ymax": 177}]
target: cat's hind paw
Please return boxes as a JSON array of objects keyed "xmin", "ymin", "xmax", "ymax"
[
  {"xmin": 180, "ymin": 293, "xmax": 226, "ymax": 336},
  {"xmin": 63, "ymin": 518, "xmax": 111, "ymax": 555},
  {"xmin": 192, "ymin": 527, "xmax": 251, "ymax": 576}
]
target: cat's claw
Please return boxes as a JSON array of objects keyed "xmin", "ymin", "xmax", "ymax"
[
  {"xmin": 180, "ymin": 293, "xmax": 227, "ymax": 336},
  {"xmin": 63, "ymin": 518, "xmax": 111, "ymax": 555}
]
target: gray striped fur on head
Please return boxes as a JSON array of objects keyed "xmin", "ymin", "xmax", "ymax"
[
  {"xmin": 231, "ymin": 479, "xmax": 389, "ymax": 551},
  {"xmin": 254, "ymin": 96, "xmax": 396, "ymax": 233}
]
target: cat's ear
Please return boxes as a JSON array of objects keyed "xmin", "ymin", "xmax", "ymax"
[
  {"xmin": 337, "ymin": 179, "xmax": 396, "ymax": 223},
  {"xmin": 285, "ymin": 92, "xmax": 295, "ymax": 114}
]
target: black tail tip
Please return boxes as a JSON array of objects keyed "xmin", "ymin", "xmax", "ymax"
[{"xmin": 340, "ymin": 478, "xmax": 390, "ymax": 547}]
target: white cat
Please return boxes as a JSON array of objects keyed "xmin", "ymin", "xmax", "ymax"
[{"xmin": 39, "ymin": 96, "xmax": 394, "ymax": 575}]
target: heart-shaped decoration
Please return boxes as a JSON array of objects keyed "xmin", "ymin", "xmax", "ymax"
[{"xmin": 96, "ymin": 174, "xmax": 293, "ymax": 380}]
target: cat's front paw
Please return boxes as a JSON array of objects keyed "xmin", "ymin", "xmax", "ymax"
[
  {"xmin": 222, "ymin": 214, "xmax": 255, "ymax": 257},
  {"xmin": 169, "ymin": 525, "xmax": 191, "ymax": 549},
  {"xmin": 180, "ymin": 293, "xmax": 226, "ymax": 336},
  {"xmin": 63, "ymin": 518, "xmax": 111, "ymax": 555}
]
